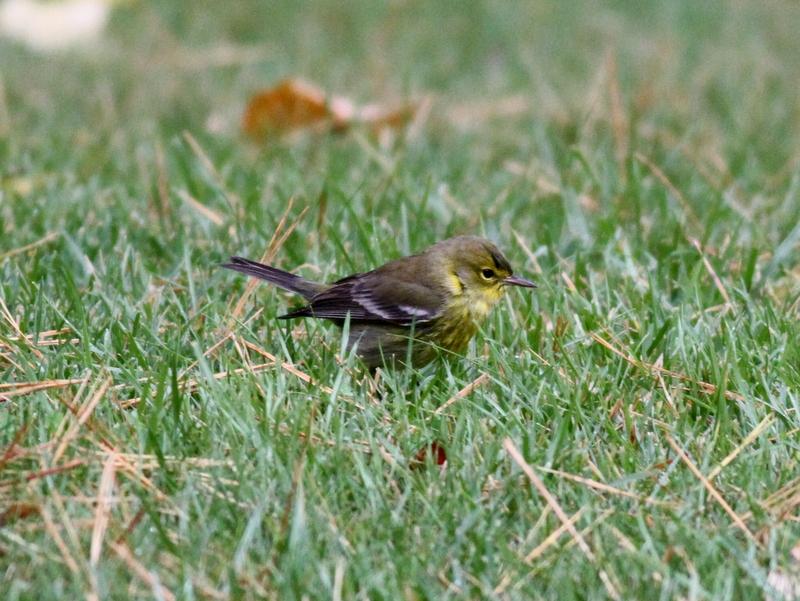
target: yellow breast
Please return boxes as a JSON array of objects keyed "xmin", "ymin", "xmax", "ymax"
[{"xmin": 429, "ymin": 287, "xmax": 504, "ymax": 353}]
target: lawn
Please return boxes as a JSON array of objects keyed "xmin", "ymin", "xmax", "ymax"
[{"xmin": 2, "ymin": 1, "xmax": 800, "ymax": 599}]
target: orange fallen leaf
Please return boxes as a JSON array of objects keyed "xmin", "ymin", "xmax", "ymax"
[
  {"xmin": 242, "ymin": 77, "xmax": 422, "ymax": 141},
  {"xmin": 242, "ymin": 78, "xmax": 349, "ymax": 139}
]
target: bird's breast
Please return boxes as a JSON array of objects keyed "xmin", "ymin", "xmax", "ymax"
[{"xmin": 427, "ymin": 293, "xmax": 496, "ymax": 353}]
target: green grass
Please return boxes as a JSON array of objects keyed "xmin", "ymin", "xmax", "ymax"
[{"xmin": 2, "ymin": 1, "xmax": 800, "ymax": 599}]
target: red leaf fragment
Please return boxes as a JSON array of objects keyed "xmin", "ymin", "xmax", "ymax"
[{"xmin": 411, "ymin": 440, "xmax": 447, "ymax": 469}]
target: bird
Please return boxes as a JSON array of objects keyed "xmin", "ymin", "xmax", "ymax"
[{"xmin": 221, "ymin": 235, "xmax": 536, "ymax": 371}]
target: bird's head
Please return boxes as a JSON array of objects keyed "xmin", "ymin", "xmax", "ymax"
[{"xmin": 432, "ymin": 236, "xmax": 537, "ymax": 309}]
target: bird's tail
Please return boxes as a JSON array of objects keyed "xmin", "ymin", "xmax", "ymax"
[{"xmin": 221, "ymin": 257, "xmax": 328, "ymax": 300}]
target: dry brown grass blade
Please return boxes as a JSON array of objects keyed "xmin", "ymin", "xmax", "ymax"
[
  {"xmin": 560, "ymin": 271, "xmax": 578, "ymax": 293},
  {"xmin": 50, "ymin": 373, "xmax": 92, "ymax": 439},
  {"xmin": 230, "ymin": 198, "xmax": 309, "ymax": 320},
  {"xmin": 110, "ymin": 541, "xmax": 176, "ymax": 601},
  {"xmin": 241, "ymin": 338, "xmax": 363, "ymax": 410},
  {"xmin": 241, "ymin": 339, "xmax": 314, "ymax": 386},
  {"xmin": 199, "ymin": 344, "xmax": 371, "ymax": 450},
  {"xmin": 50, "ymin": 488, "xmax": 92, "ymax": 588},
  {"xmin": 183, "ymin": 130, "xmax": 241, "ymax": 216},
  {"xmin": 0, "ymin": 294, "xmax": 44, "ymax": 359},
  {"xmin": 523, "ymin": 506, "xmax": 589, "ymax": 564},
  {"xmin": 0, "ymin": 351, "xmax": 25, "ymax": 375},
  {"xmin": 0, "ymin": 232, "xmax": 60, "ymax": 261},
  {"xmin": 432, "ymin": 372, "xmax": 491, "ymax": 416},
  {"xmin": 1, "ymin": 327, "xmax": 79, "ymax": 349},
  {"xmin": 0, "ymin": 459, "xmax": 85, "ymax": 489},
  {"xmin": 634, "ymin": 152, "xmax": 701, "ymax": 230},
  {"xmin": 292, "ymin": 426, "xmax": 371, "ymax": 453},
  {"xmin": 115, "ymin": 508, "xmax": 146, "ymax": 546},
  {"xmin": 665, "ymin": 435, "xmax": 761, "ymax": 548},
  {"xmin": 536, "ymin": 466, "xmax": 675, "ymax": 507},
  {"xmin": 112, "ymin": 452, "xmax": 185, "ymax": 517},
  {"xmin": 446, "ymin": 94, "xmax": 531, "ymax": 127},
  {"xmin": 691, "ymin": 238, "xmax": 732, "ymax": 308},
  {"xmin": 358, "ymin": 98, "xmax": 425, "ymax": 133},
  {"xmin": 707, "ymin": 414, "xmax": 774, "ymax": 482},
  {"xmin": 95, "ymin": 451, "xmax": 236, "ymax": 470},
  {"xmin": 761, "ymin": 478, "xmax": 800, "ymax": 513},
  {"xmin": 754, "ymin": 476, "xmax": 800, "ymax": 534},
  {"xmin": 4, "ymin": 327, "xmax": 73, "ymax": 341},
  {"xmin": 51, "ymin": 375, "xmax": 118, "ymax": 453},
  {"xmin": 655, "ymin": 370, "xmax": 680, "ymax": 417},
  {"xmin": 154, "ymin": 140, "xmax": 172, "ymax": 224},
  {"xmin": 0, "ymin": 423, "xmax": 28, "ymax": 469},
  {"xmin": 90, "ymin": 452, "xmax": 119, "ymax": 565},
  {"xmin": 177, "ymin": 330, "xmax": 235, "ymax": 382},
  {"xmin": 0, "ymin": 529, "xmax": 67, "ymax": 567},
  {"xmin": 500, "ymin": 509, "xmax": 616, "ymax": 595},
  {"xmin": 403, "ymin": 95, "xmax": 433, "ymax": 140},
  {"xmin": 128, "ymin": 340, "xmax": 370, "ymax": 451},
  {"xmin": 503, "ymin": 438, "xmax": 621, "ymax": 600},
  {"xmin": 177, "ymin": 189, "xmax": 224, "ymax": 225},
  {"xmin": 40, "ymin": 502, "xmax": 82, "ymax": 576},
  {"xmin": 0, "ymin": 377, "xmax": 90, "ymax": 398},
  {"xmin": 511, "ymin": 229, "xmax": 544, "ymax": 276},
  {"xmin": 119, "ymin": 360, "xmax": 277, "ymax": 409},
  {"xmin": 590, "ymin": 331, "xmax": 744, "ymax": 401},
  {"xmin": 53, "ymin": 377, "xmax": 112, "ymax": 463},
  {"xmin": 194, "ymin": 474, "xmax": 252, "ymax": 510}
]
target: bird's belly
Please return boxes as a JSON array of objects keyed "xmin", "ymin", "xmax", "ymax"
[
  {"xmin": 346, "ymin": 320, "xmax": 472, "ymax": 370},
  {"xmin": 343, "ymin": 295, "xmax": 491, "ymax": 369}
]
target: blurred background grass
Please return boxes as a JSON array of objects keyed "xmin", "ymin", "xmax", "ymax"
[{"xmin": 2, "ymin": 1, "xmax": 800, "ymax": 599}]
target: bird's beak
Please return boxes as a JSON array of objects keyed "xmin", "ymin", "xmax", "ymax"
[{"xmin": 503, "ymin": 274, "xmax": 537, "ymax": 288}]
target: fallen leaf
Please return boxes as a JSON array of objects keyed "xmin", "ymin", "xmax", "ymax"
[
  {"xmin": 242, "ymin": 77, "xmax": 421, "ymax": 141},
  {"xmin": 242, "ymin": 78, "xmax": 349, "ymax": 139},
  {"xmin": 410, "ymin": 440, "xmax": 447, "ymax": 469},
  {"xmin": 0, "ymin": 502, "xmax": 38, "ymax": 525}
]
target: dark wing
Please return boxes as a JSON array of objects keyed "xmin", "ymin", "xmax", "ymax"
[{"xmin": 279, "ymin": 272, "xmax": 443, "ymax": 324}]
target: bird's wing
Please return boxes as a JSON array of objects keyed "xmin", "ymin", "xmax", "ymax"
[{"xmin": 280, "ymin": 273, "xmax": 443, "ymax": 324}]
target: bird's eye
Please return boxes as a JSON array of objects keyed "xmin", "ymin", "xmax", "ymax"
[{"xmin": 481, "ymin": 268, "xmax": 496, "ymax": 279}]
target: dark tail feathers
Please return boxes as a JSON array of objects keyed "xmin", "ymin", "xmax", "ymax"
[{"xmin": 220, "ymin": 257, "xmax": 328, "ymax": 300}]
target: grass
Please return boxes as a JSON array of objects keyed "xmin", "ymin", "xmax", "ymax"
[{"xmin": 2, "ymin": 0, "xmax": 800, "ymax": 599}]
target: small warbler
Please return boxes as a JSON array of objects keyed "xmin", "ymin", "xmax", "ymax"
[{"xmin": 222, "ymin": 235, "xmax": 536, "ymax": 370}]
